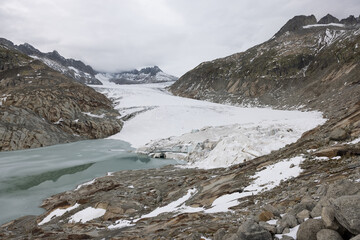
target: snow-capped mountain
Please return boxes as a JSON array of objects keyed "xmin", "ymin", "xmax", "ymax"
[
  {"xmin": 96, "ymin": 66, "xmax": 178, "ymax": 85},
  {"xmin": 16, "ymin": 43, "xmax": 102, "ymax": 85}
]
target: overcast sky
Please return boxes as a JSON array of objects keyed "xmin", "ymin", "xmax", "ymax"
[{"xmin": 0, "ymin": 0, "xmax": 359, "ymax": 76}]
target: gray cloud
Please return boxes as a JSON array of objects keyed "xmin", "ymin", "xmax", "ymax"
[{"xmin": 0, "ymin": 0, "xmax": 359, "ymax": 76}]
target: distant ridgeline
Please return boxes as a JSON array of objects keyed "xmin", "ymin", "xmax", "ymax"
[
  {"xmin": 0, "ymin": 38, "xmax": 178, "ymax": 85},
  {"xmin": 170, "ymin": 14, "xmax": 360, "ymax": 117}
]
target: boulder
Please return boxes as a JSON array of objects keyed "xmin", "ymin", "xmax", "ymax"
[
  {"xmin": 259, "ymin": 221, "xmax": 277, "ymax": 234},
  {"xmin": 237, "ymin": 219, "xmax": 272, "ymax": 240},
  {"xmin": 296, "ymin": 219, "xmax": 325, "ymax": 240},
  {"xmin": 277, "ymin": 214, "xmax": 298, "ymax": 233},
  {"xmin": 350, "ymin": 235, "xmax": 360, "ymax": 240},
  {"xmin": 331, "ymin": 195, "xmax": 360, "ymax": 235},
  {"xmin": 322, "ymin": 207, "xmax": 341, "ymax": 230},
  {"xmin": 297, "ymin": 209, "xmax": 310, "ymax": 223},
  {"xmin": 316, "ymin": 229, "xmax": 343, "ymax": 240},
  {"xmin": 213, "ymin": 228, "xmax": 226, "ymax": 240},
  {"xmin": 258, "ymin": 210, "xmax": 274, "ymax": 222}
]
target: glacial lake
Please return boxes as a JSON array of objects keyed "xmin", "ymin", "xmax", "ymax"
[{"xmin": 0, "ymin": 139, "xmax": 181, "ymax": 225}]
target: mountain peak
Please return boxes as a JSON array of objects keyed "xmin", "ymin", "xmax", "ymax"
[
  {"xmin": 318, "ymin": 14, "xmax": 340, "ymax": 24},
  {"xmin": 138, "ymin": 66, "xmax": 162, "ymax": 76},
  {"xmin": 275, "ymin": 15, "xmax": 317, "ymax": 37},
  {"xmin": 340, "ymin": 15, "xmax": 358, "ymax": 25}
]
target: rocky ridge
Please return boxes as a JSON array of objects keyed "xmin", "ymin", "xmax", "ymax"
[
  {"xmin": 0, "ymin": 44, "xmax": 123, "ymax": 151},
  {"xmin": 0, "ymin": 38, "xmax": 102, "ymax": 85},
  {"xmin": 1, "ymin": 14, "xmax": 360, "ymax": 239}
]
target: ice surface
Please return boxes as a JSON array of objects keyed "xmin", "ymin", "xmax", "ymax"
[{"xmin": 91, "ymin": 81, "xmax": 325, "ymax": 157}]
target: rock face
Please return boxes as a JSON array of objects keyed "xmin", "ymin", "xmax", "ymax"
[
  {"xmin": 0, "ymin": 44, "xmax": 123, "ymax": 151},
  {"xmin": 170, "ymin": 15, "xmax": 360, "ymax": 118},
  {"xmin": 0, "ymin": 38, "xmax": 102, "ymax": 85},
  {"xmin": 318, "ymin": 14, "xmax": 340, "ymax": 24},
  {"xmin": 98, "ymin": 66, "xmax": 178, "ymax": 84},
  {"xmin": 340, "ymin": 15, "xmax": 359, "ymax": 26},
  {"xmin": 275, "ymin": 15, "xmax": 317, "ymax": 36}
]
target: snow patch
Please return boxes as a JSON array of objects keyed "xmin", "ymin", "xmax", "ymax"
[
  {"xmin": 39, "ymin": 203, "xmax": 80, "ymax": 225},
  {"xmin": 303, "ymin": 23, "xmax": 345, "ymax": 29},
  {"xmin": 275, "ymin": 224, "xmax": 300, "ymax": 239},
  {"xmin": 139, "ymin": 188, "xmax": 199, "ymax": 219},
  {"xmin": 83, "ymin": 112, "xmax": 105, "ymax": 118},
  {"xmin": 75, "ymin": 179, "xmax": 96, "ymax": 191},
  {"xmin": 108, "ymin": 220, "xmax": 134, "ymax": 229},
  {"xmin": 348, "ymin": 137, "xmax": 360, "ymax": 144},
  {"xmin": 68, "ymin": 207, "xmax": 106, "ymax": 223}
]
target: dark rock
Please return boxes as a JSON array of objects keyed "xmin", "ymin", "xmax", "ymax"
[
  {"xmin": 316, "ymin": 229, "xmax": 343, "ymax": 240},
  {"xmin": 237, "ymin": 219, "xmax": 272, "ymax": 240},
  {"xmin": 296, "ymin": 219, "xmax": 325, "ymax": 240},
  {"xmin": 331, "ymin": 195, "xmax": 360, "ymax": 235},
  {"xmin": 340, "ymin": 15, "xmax": 358, "ymax": 25},
  {"xmin": 318, "ymin": 14, "xmax": 340, "ymax": 24}
]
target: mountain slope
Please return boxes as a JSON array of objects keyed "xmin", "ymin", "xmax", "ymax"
[
  {"xmin": 0, "ymin": 38, "xmax": 102, "ymax": 85},
  {"xmin": 0, "ymin": 43, "xmax": 122, "ymax": 151},
  {"xmin": 97, "ymin": 66, "xmax": 178, "ymax": 84},
  {"xmin": 170, "ymin": 15, "xmax": 360, "ymax": 118}
]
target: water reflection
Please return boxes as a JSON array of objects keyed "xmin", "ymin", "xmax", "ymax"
[{"xmin": 0, "ymin": 139, "xmax": 181, "ymax": 224}]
